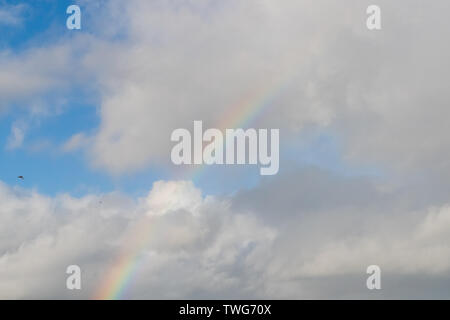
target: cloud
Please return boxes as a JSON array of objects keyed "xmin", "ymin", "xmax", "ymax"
[
  {"xmin": 62, "ymin": 133, "xmax": 90, "ymax": 153},
  {"xmin": 6, "ymin": 121, "xmax": 27, "ymax": 150},
  {"xmin": 4, "ymin": 0, "xmax": 450, "ymax": 180},
  {"xmin": 0, "ymin": 45, "xmax": 69, "ymax": 110},
  {"xmin": 57, "ymin": 0, "xmax": 448, "ymax": 183},
  {"xmin": 0, "ymin": 4, "xmax": 26, "ymax": 26},
  {"xmin": 81, "ymin": 0, "xmax": 344, "ymax": 173},
  {"xmin": 0, "ymin": 180, "xmax": 275, "ymax": 299},
  {"xmin": 1, "ymin": 177, "xmax": 450, "ymax": 299},
  {"xmin": 145, "ymin": 180, "xmax": 203, "ymax": 216}
]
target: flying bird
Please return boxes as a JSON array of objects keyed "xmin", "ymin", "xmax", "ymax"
[{"xmin": 17, "ymin": 176, "xmax": 24, "ymax": 180}]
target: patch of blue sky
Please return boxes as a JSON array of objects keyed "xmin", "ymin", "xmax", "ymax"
[
  {"xmin": 1, "ymin": 0, "xmax": 75, "ymax": 50},
  {"xmin": 0, "ymin": 95, "xmax": 100, "ymax": 195},
  {"xmin": 0, "ymin": 94, "xmax": 170, "ymax": 197},
  {"xmin": 282, "ymin": 129, "xmax": 385, "ymax": 179},
  {"xmin": 1, "ymin": 0, "xmax": 128, "ymax": 52}
]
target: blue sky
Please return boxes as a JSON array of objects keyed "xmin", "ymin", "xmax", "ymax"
[{"xmin": 1, "ymin": 0, "xmax": 74, "ymax": 49}]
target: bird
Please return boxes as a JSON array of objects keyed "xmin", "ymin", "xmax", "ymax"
[{"xmin": 17, "ymin": 176, "xmax": 24, "ymax": 180}]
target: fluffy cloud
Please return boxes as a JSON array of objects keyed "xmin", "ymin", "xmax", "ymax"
[
  {"xmin": 1, "ymin": 177, "xmax": 450, "ymax": 299},
  {"xmin": 0, "ymin": 180, "xmax": 275, "ymax": 299}
]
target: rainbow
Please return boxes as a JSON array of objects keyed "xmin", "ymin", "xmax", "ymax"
[
  {"xmin": 93, "ymin": 216, "xmax": 155, "ymax": 300},
  {"xmin": 93, "ymin": 69, "xmax": 297, "ymax": 300},
  {"xmin": 189, "ymin": 75, "xmax": 294, "ymax": 182}
]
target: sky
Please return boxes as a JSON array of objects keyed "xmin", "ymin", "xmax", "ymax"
[{"xmin": 0, "ymin": 0, "xmax": 450, "ymax": 299}]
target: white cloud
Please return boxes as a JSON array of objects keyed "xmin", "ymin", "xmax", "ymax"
[
  {"xmin": 0, "ymin": 35, "xmax": 95, "ymax": 113},
  {"xmin": 1, "ymin": 178, "xmax": 450, "ymax": 299},
  {"xmin": 0, "ymin": 180, "xmax": 275, "ymax": 299},
  {"xmin": 145, "ymin": 180, "xmax": 203, "ymax": 216},
  {"xmin": 62, "ymin": 133, "xmax": 90, "ymax": 153}
]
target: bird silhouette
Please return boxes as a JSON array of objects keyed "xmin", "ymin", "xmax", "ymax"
[{"xmin": 17, "ymin": 176, "xmax": 24, "ymax": 180}]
